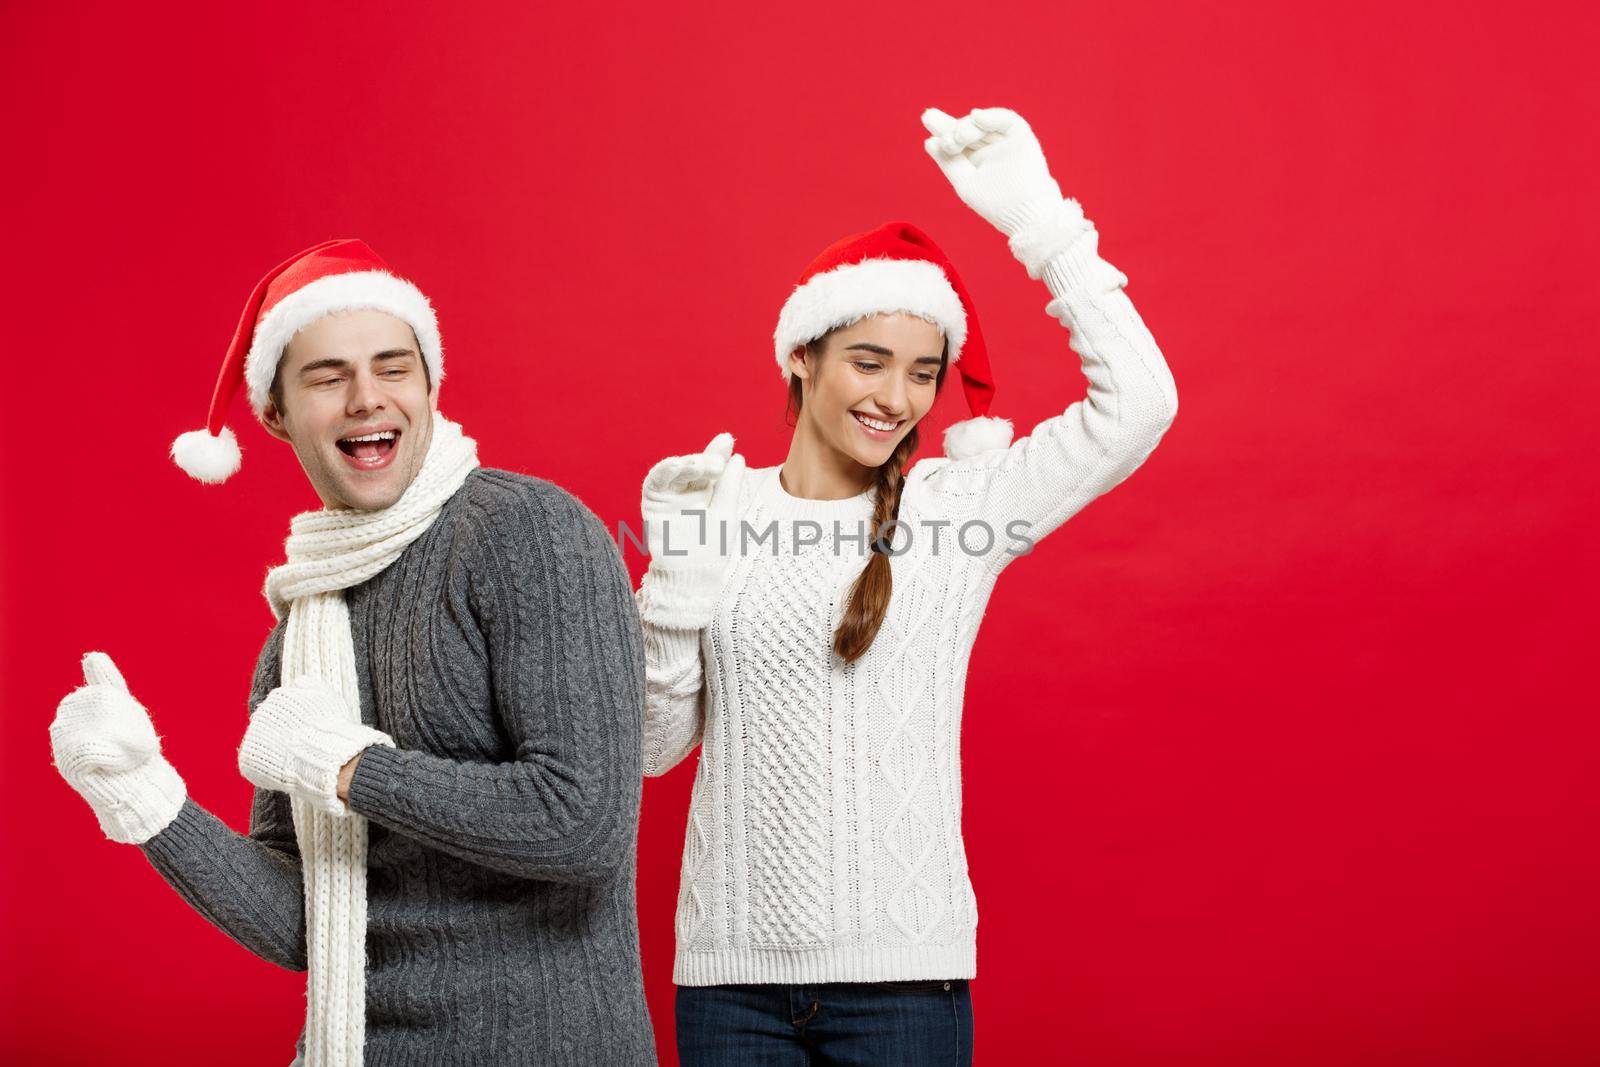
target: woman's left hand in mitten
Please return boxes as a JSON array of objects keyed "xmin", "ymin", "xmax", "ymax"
[{"xmin": 921, "ymin": 106, "xmax": 1093, "ymax": 278}]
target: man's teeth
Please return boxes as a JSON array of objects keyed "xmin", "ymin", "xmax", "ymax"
[
  {"xmin": 342, "ymin": 431, "xmax": 397, "ymax": 443},
  {"xmin": 853, "ymin": 413, "xmax": 900, "ymax": 432}
]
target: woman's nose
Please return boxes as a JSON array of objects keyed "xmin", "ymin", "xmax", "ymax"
[{"xmin": 873, "ymin": 386, "xmax": 908, "ymax": 417}]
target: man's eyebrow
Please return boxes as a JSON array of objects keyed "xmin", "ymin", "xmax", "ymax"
[
  {"xmin": 297, "ymin": 357, "xmax": 352, "ymax": 376},
  {"xmin": 296, "ymin": 349, "xmax": 417, "ymax": 376}
]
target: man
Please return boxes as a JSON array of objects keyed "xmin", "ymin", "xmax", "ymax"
[{"xmin": 47, "ymin": 239, "xmax": 657, "ymax": 1066}]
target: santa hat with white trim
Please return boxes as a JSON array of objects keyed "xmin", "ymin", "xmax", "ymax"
[
  {"xmin": 773, "ymin": 220, "xmax": 1013, "ymax": 461},
  {"xmin": 169, "ymin": 238, "xmax": 444, "ymax": 483}
]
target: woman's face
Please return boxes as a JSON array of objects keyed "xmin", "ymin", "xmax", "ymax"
[{"xmin": 788, "ymin": 312, "xmax": 945, "ymax": 469}]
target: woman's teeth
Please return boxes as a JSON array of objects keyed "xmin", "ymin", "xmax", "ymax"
[{"xmin": 852, "ymin": 412, "xmax": 900, "ymax": 433}]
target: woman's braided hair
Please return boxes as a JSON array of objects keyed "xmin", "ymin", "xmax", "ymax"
[{"xmin": 786, "ymin": 329, "xmax": 949, "ymax": 663}]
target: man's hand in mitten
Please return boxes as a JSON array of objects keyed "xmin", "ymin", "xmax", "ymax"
[
  {"xmin": 50, "ymin": 652, "xmax": 187, "ymax": 844},
  {"xmin": 237, "ymin": 676, "xmax": 393, "ymax": 816}
]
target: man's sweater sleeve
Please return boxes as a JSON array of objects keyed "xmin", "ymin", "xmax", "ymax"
[
  {"xmin": 916, "ymin": 208, "xmax": 1179, "ymax": 574},
  {"xmin": 347, "ymin": 481, "xmax": 644, "ymax": 886},
  {"xmin": 138, "ymin": 621, "xmax": 308, "ymax": 971}
]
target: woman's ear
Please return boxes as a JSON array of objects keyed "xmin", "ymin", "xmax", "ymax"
[{"xmin": 787, "ymin": 344, "xmax": 812, "ymax": 381}]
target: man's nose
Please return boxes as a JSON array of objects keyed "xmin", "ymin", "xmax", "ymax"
[{"xmin": 347, "ymin": 370, "xmax": 386, "ymax": 415}]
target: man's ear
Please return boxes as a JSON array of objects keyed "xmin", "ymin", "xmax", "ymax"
[
  {"xmin": 260, "ymin": 399, "xmax": 291, "ymax": 443},
  {"xmin": 787, "ymin": 345, "xmax": 812, "ymax": 381}
]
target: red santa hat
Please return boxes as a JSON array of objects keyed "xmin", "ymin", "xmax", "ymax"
[
  {"xmin": 773, "ymin": 220, "xmax": 1014, "ymax": 460},
  {"xmin": 169, "ymin": 239, "xmax": 444, "ymax": 483}
]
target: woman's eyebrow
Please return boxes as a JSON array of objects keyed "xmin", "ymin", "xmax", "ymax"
[{"xmin": 844, "ymin": 343, "xmax": 943, "ymax": 365}]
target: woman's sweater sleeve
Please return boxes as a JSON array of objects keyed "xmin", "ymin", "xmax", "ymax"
[
  {"xmin": 922, "ymin": 206, "xmax": 1179, "ymax": 573},
  {"xmin": 347, "ymin": 484, "xmax": 643, "ymax": 886},
  {"xmin": 137, "ymin": 622, "xmax": 309, "ymax": 971},
  {"xmin": 636, "ymin": 593, "xmax": 706, "ymax": 777}
]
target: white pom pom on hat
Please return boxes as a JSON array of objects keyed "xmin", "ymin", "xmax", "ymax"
[
  {"xmin": 171, "ymin": 238, "xmax": 444, "ymax": 483},
  {"xmin": 773, "ymin": 221, "xmax": 1013, "ymax": 460},
  {"xmin": 942, "ymin": 416, "xmax": 1015, "ymax": 461},
  {"xmin": 170, "ymin": 426, "xmax": 242, "ymax": 484}
]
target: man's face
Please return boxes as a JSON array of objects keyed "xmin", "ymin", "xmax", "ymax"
[{"xmin": 261, "ymin": 308, "xmax": 437, "ymax": 511}]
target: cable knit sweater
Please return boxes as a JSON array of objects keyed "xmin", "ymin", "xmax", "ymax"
[
  {"xmin": 140, "ymin": 468, "xmax": 657, "ymax": 1066},
  {"xmin": 639, "ymin": 221, "xmax": 1179, "ymax": 986}
]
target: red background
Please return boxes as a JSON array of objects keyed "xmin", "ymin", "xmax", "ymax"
[{"xmin": 3, "ymin": 2, "xmax": 1596, "ymax": 1064}]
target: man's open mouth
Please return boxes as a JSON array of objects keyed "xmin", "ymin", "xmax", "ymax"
[{"xmin": 336, "ymin": 428, "xmax": 400, "ymax": 469}]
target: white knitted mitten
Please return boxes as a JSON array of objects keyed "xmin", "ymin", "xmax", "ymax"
[
  {"xmin": 921, "ymin": 106, "xmax": 1095, "ymax": 278},
  {"xmin": 50, "ymin": 652, "xmax": 187, "ymax": 844},
  {"xmin": 637, "ymin": 431, "xmax": 746, "ymax": 630},
  {"xmin": 238, "ymin": 676, "xmax": 394, "ymax": 816}
]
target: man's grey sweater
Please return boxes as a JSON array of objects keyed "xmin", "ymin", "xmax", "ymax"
[{"xmin": 140, "ymin": 468, "xmax": 657, "ymax": 1066}]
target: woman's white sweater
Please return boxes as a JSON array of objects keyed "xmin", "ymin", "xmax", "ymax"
[{"xmin": 638, "ymin": 214, "xmax": 1179, "ymax": 986}]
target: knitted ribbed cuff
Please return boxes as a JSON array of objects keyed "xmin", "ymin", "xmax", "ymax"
[
  {"xmin": 1007, "ymin": 197, "xmax": 1093, "ymax": 280},
  {"xmin": 90, "ymin": 757, "xmax": 187, "ymax": 845},
  {"xmin": 636, "ymin": 562, "xmax": 726, "ymax": 631},
  {"xmin": 301, "ymin": 718, "xmax": 394, "ymax": 817},
  {"xmin": 641, "ymin": 622, "xmax": 707, "ymax": 777},
  {"xmin": 343, "ymin": 739, "xmax": 403, "ymax": 820},
  {"xmin": 643, "ymin": 618, "xmax": 703, "ymax": 662},
  {"xmin": 1040, "ymin": 226, "xmax": 1130, "ymax": 301},
  {"xmin": 974, "ymin": 162, "xmax": 1066, "ymax": 241}
]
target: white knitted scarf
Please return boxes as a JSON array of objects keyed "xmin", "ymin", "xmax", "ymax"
[{"xmin": 262, "ymin": 410, "xmax": 479, "ymax": 1067}]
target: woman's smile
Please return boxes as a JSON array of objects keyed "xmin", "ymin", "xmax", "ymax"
[{"xmin": 850, "ymin": 409, "xmax": 904, "ymax": 440}]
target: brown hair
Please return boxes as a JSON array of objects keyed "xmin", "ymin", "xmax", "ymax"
[{"xmin": 787, "ymin": 331, "xmax": 949, "ymax": 664}]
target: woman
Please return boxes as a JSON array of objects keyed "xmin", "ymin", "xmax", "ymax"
[{"xmin": 634, "ymin": 106, "xmax": 1179, "ymax": 1066}]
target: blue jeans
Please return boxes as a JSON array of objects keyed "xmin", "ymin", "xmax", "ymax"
[{"xmin": 676, "ymin": 980, "xmax": 974, "ymax": 1066}]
